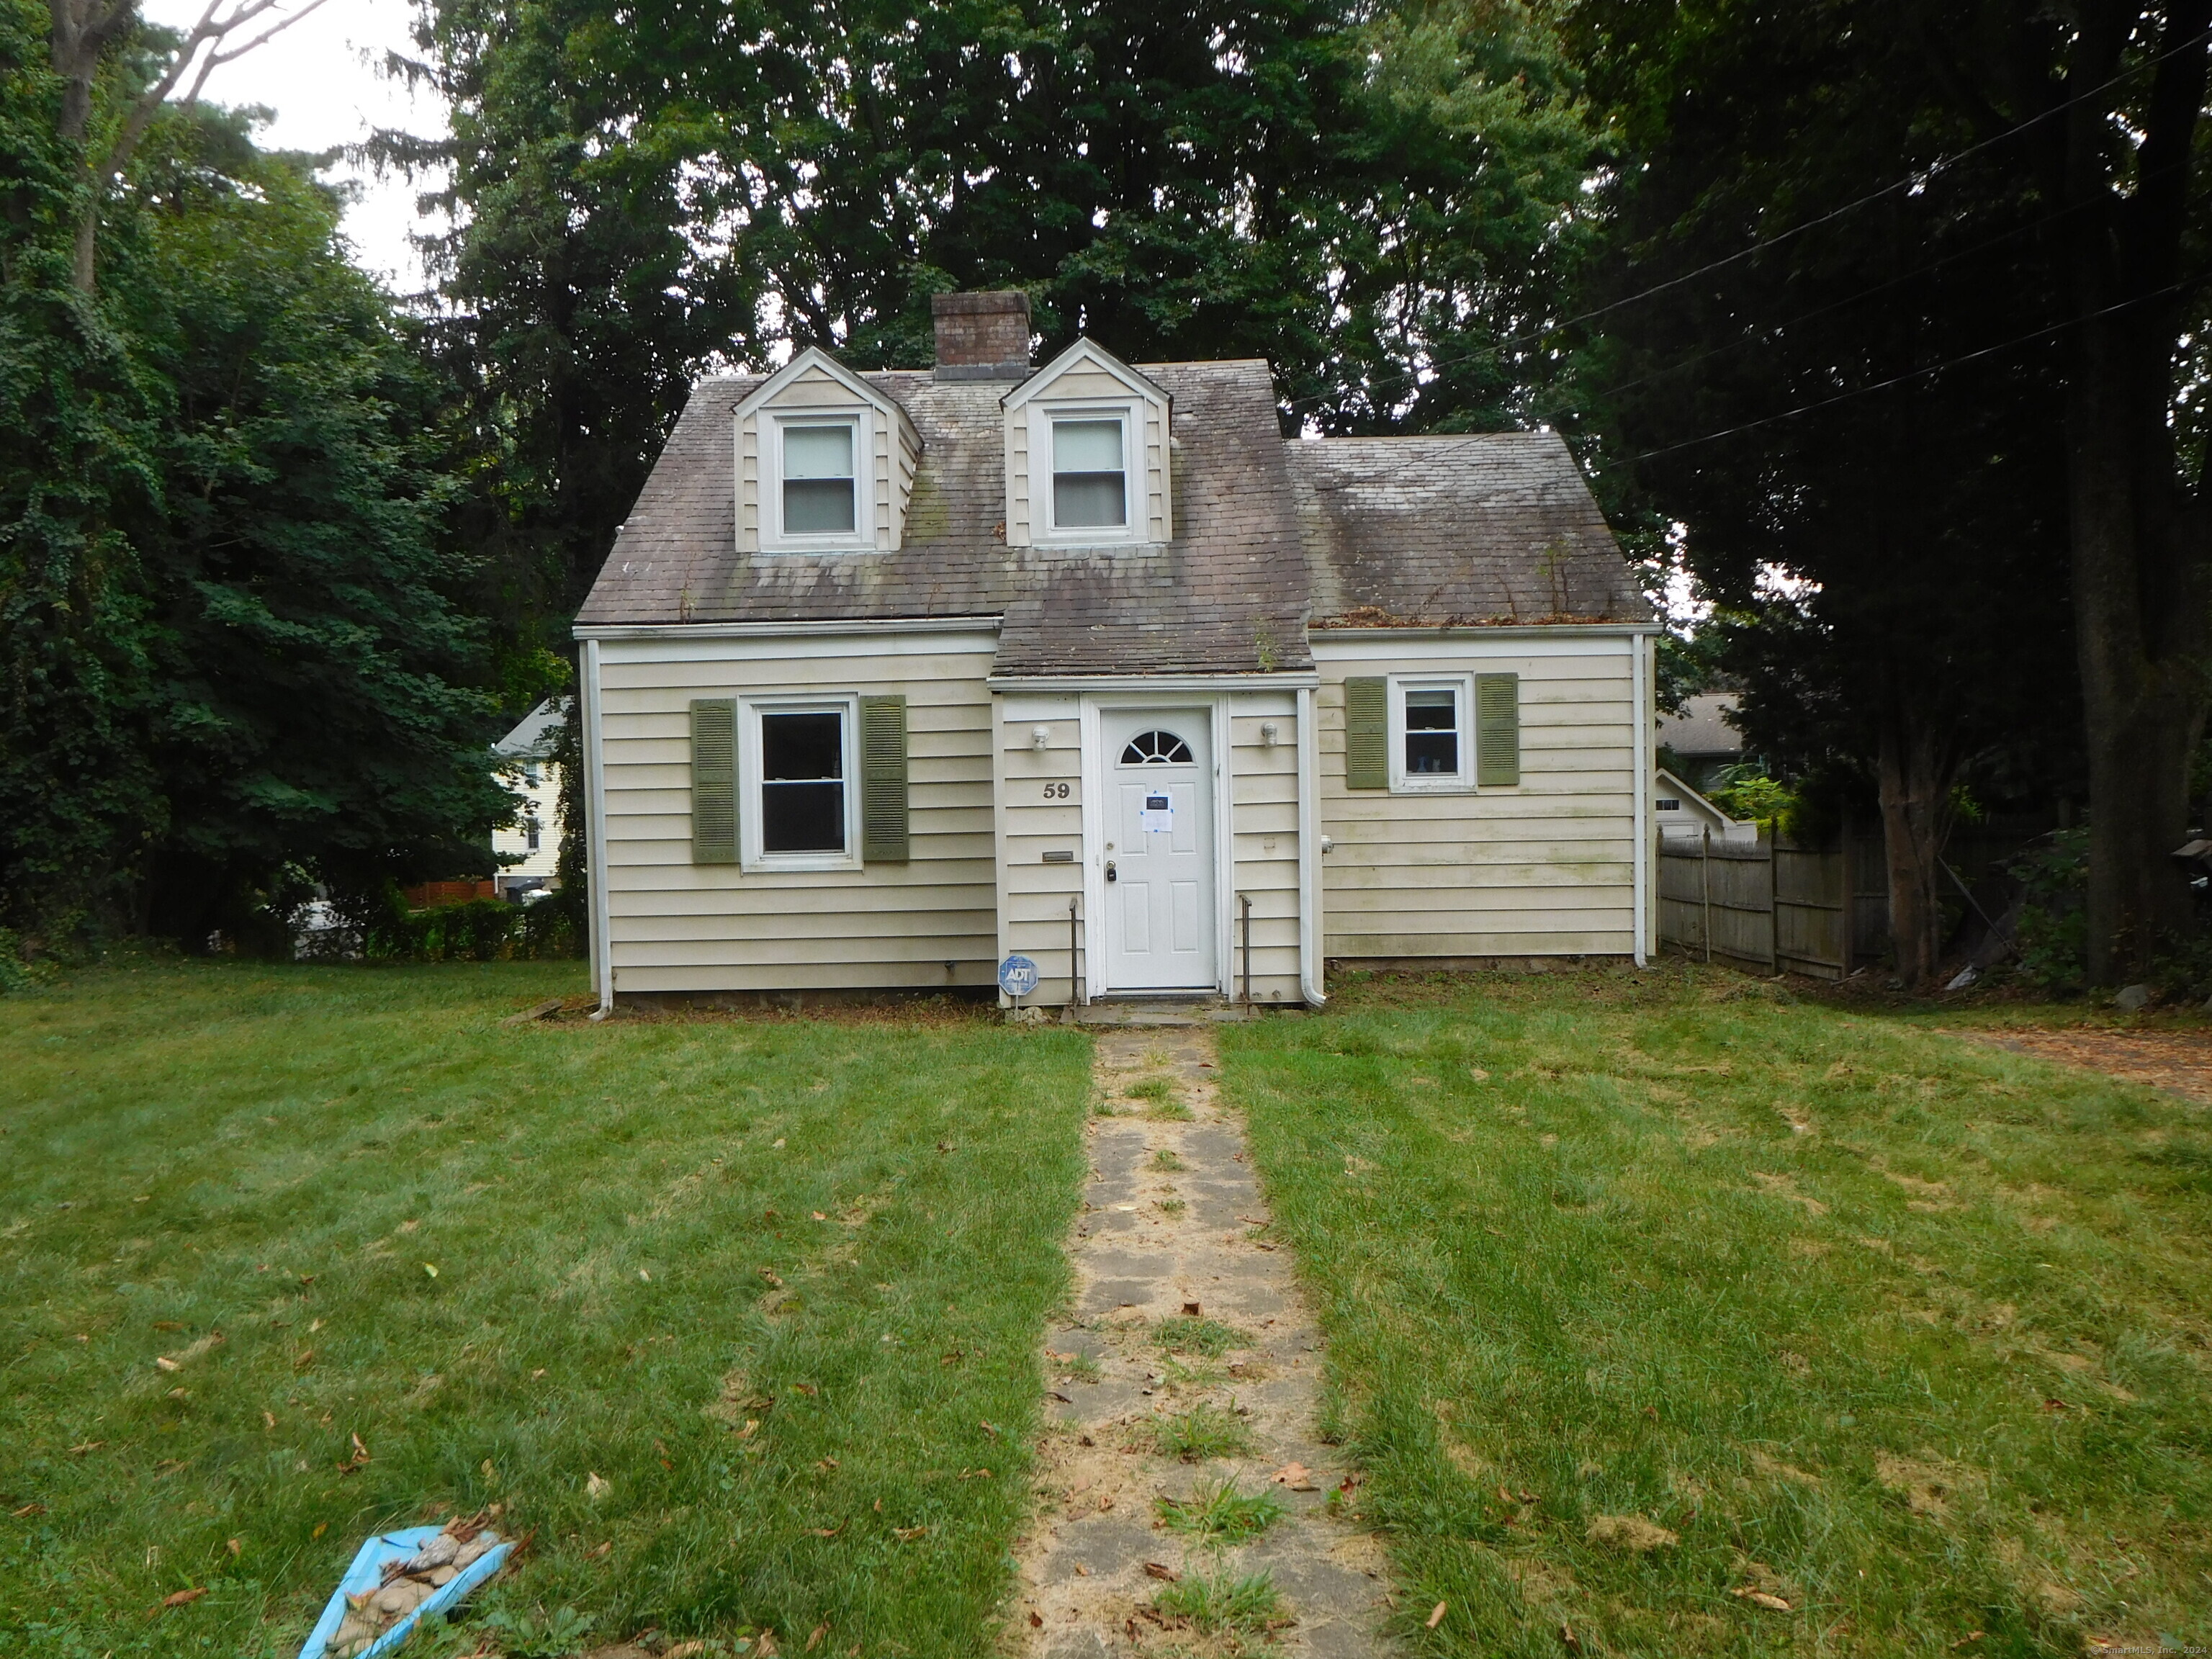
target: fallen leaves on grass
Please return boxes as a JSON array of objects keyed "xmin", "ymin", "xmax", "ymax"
[
  {"xmin": 150, "ymin": 1587, "xmax": 206, "ymax": 1614},
  {"xmin": 587, "ymin": 1472, "xmax": 611, "ymax": 1501},
  {"xmin": 1144, "ymin": 1562, "xmax": 1180, "ymax": 1581},
  {"xmin": 1731, "ymin": 1586, "xmax": 1791, "ymax": 1611},
  {"xmin": 1426, "ymin": 1601, "xmax": 1448, "ymax": 1629},
  {"xmin": 1272, "ymin": 1462, "xmax": 1318, "ymax": 1490}
]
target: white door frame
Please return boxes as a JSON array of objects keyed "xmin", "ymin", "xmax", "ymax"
[{"xmin": 1079, "ymin": 693, "xmax": 1232, "ymax": 998}]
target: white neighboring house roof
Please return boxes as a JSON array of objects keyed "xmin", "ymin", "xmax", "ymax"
[
  {"xmin": 493, "ymin": 698, "xmax": 569, "ymax": 761},
  {"xmin": 1653, "ymin": 767, "xmax": 1757, "ymax": 845},
  {"xmin": 1656, "ymin": 691, "xmax": 1743, "ymax": 760}
]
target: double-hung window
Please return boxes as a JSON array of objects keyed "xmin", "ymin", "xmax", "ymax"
[
  {"xmin": 1049, "ymin": 415, "xmax": 1129, "ymax": 531},
  {"xmin": 776, "ymin": 418, "xmax": 861, "ymax": 541},
  {"xmin": 740, "ymin": 697, "xmax": 861, "ymax": 869},
  {"xmin": 1389, "ymin": 676, "xmax": 1475, "ymax": 792}
]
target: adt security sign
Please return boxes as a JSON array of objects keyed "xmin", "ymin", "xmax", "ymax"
[{"xmin": 998, "ymin": 954, "xmax": 1040, "ymax": 999}]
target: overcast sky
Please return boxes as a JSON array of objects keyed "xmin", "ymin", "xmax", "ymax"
[{"xmin": 143, "ymin": 0, "xmax": 446, "ymax": 290}]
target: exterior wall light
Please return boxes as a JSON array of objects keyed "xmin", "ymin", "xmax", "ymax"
[
  {"xmin": 1030, "ymin": 724, "xmax": 1051, "ymax": 752},
  {"xmin": 1259, "ymin": 721, "xmax": 1280, "ymax": 747}
]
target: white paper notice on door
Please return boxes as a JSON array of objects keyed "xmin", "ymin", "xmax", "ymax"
[{"xmin": 1138, "ymin": 791, "xmax": 1174, "ymax": 833}]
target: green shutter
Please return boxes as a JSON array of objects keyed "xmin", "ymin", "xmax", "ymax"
[
  {"xmin": 1344, "ymin": 676, "xmax": 1387, "ymax": 790},
  {"xmin": 690, "ymin": 698, "xmax": 738, "ymax": 862},
  {"xmin": 1476, "ymin": 673, "xmax": 1521, "ymax": 787},
  {"xmin": 859, "ymin": 694, "xmax": 909, "ymax": 863}
]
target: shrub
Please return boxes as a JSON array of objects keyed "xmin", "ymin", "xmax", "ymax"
[
  {"xmin": 0, "ymin": 928, "xmax": 58, "ymax": 995},
  {"xmin": 2009, "ymin": 827, "xmax": 2088, "ymax": 993}
]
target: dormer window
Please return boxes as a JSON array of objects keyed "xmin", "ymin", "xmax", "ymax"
[
  {"xmin": 781, "ymin": 421, "xmax": 857, "ymax": 535},
  {"xmin": 1051, "ymin": 417, "xmax": 1128, "ymax": 530},
  {"xmin": 1002, "ymin": 338, "xmax": 1171, "ymax": 548},
  {"xmin": 734, "ymin": 349, "xmax": 917, "ymax": 555}
]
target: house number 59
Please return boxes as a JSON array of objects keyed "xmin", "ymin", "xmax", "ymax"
[{"xmin": 1043, "ymin": 782, "xmax": 1071, "ymax": 799}]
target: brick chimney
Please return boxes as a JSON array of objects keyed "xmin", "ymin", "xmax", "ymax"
[{"xmin": 932, "ymin": 291, "xmax": 1032, "ymax": 380}]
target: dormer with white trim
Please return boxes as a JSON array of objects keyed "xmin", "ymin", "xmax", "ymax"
[
  {"xmin": 1001, "ymin": 340, "xmax": 1173, "ymax": 548},
  {"xmin": 734, "ymin": 348, "xmax": 922, "ymax": 554}
]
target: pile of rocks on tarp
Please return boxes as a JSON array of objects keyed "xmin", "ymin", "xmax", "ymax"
[{"xmin": 328, "ymin": 1514, "xmax": 506, "ymax": 1658}]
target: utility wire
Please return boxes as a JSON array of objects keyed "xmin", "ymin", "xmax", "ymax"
[
  {"xmin": 1303, "ymin": 277, "xmax": 2193, "ymax": 498},
  {"xmin": 1583, "ymin": 161, "xmax": 2212, "ymax": 413},
  {"xmin": 1284, "ymin": 20, "xmax": 2212, "ymax": 419},
  {"xmin": 1612, "ymin": 279, "xmax": 2191, "ymax": 466}
]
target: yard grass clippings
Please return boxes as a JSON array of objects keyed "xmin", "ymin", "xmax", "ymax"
[
  {"xmin": 1226, "ymin": 966, "xmax": 2212, "ymax": 1657},
  {"xmin": 0, "ymin": 958, "xmax": 1091, "ymax": 1656}
]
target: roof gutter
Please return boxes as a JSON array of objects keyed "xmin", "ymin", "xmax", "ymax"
[
  {"xmin": 986, "ymin": 671, "xmax": 1319, "ymax": 693},
  {"xmin": 574, "ymin": 616, "xmax": 1002, "ymax": 642},
  {"xmin": 1310, "ymin": 621, "xmax": 1663, "ymax": 641}
]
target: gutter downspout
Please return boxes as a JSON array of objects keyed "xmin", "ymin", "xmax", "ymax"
[
  {"xmin": 1295, "ymin": 685, "xmax": 1326, "ymax": 1007},
  {"xmin": 582, "ymin": 639, "xmax": 615, "ymax": 1016},
  {"xmin": 1632, "ymin": 633, "xmax": 1651, "ymax": 967}
]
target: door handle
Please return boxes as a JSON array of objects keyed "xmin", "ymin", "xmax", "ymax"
[{"xmin": 1105, "ymin": 860, "xmax": 1118, "ymax": 883}]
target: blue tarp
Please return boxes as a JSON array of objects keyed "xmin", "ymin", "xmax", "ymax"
[{"xmin": 295, "ymin": 1524, "xmax": 513, "ymax": 1659}]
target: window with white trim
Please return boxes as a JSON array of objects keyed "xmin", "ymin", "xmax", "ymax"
[
  {"xmin": 739, "ymin": 696, "xmax": 862, "ymax": 869},
  {"xmin": 766, "ymin": 413, "xmax": 871, "ymax": 549},
  {"xmin": 1051, "ymin": 416, "xmax": 1128, "ymax": 529},
  {"xmin": 1388, "ymin": 675, "xmax": 1475, "ymax": 792}
]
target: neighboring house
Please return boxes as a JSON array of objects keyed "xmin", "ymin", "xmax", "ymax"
[
  {"xmin": 572, "ymin": 292, "xmax": 1659, "ymax": 1010},
  {"xmin": 492, "ymin": 700, "xmax": 567, "ymax": 897},
  {"xmin": 1655, "ymin": 691, "xmax": 1745, "ymax": 791},
  {"xmin": 1653, "ymin": 766, "xmax": 1756, "ymax": 846}
]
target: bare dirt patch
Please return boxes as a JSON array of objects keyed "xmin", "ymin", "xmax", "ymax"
[{"xmin": 1954, "ymin": 1027, "xmax": 2212, "ymax": 1105}]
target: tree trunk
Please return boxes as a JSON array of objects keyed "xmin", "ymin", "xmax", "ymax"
[
  {"xmin": 2066, "ymin": 320, "xmax": 2206, "ymax": 983},
  {"xmin": 2036, "ymin": 1, "xmax": 2212, "ymax": 984},
  {"xmin": 1876, "ymin": 709, "xmax": 1956, "ymax": 989}
]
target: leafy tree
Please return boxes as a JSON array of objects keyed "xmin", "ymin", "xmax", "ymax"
[
  {"xmin": 1568, "ymin": 0, "xmax": 2082, "ymax": 985},
  {"xmin": 1, "ymin": 0, "xmax": 512, "ymax": 942},
  {"xmin": 395, "ymin": 0, "xmax": 1603, "ymax": 627},
  {"xmin": 1575, "ymin": 0, "xmax": 2212, "ymax": 984}
]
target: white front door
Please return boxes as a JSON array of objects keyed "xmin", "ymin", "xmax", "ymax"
[{"xmin": 1100, "ymin": 710, "xmax": 1216, "ymax": 991}]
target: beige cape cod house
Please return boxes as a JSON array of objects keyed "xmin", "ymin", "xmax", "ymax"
[{"xmin": 572, "ymin": 292, "xmax": 1658, "ymax": 1011}]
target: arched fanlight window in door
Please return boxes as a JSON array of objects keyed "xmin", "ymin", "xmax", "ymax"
[{"xmin": 1118, "ymin": 729, "xmax": 1193, "ymax": 765}]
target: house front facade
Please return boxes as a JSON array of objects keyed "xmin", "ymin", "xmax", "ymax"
[{"xmin": 573, "ymin": 292, "xmax": 1659, "ymax": 1011}]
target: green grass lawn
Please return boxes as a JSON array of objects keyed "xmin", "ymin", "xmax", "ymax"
[
  {"xmin": 1226, "ymin": 967, "xmax": 2212, "ymax": 1658},
  {"xmin": 0, "ymin": 959, "xmax": 1091, "ymax": 1658}
]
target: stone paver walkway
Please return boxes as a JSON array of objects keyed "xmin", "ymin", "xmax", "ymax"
[{"xmin": 1008, "ymin": 1025, "xmax": 1394, "ymax": 1657}]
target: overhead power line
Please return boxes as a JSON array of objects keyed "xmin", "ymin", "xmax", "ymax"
[{"xmin": 1284, "ymin": 20, "xmax": 2212, "ymax": 419}]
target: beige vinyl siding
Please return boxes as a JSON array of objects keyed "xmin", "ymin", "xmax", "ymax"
[
  {"xmin": 1316, "ymin": 640, "xmax": 1638, "ymax": 961},
  {"xmin": 737, "ymin": 421, "xmax": 760, "ymax": 551},
  {"xmin": 994, "ymin": 692, "xmax": 1085, "ymax": 1002},
  {"xmin": 1006, "ymin": 417, "xmax": 1030, "ymax": 547},
  {"xmin": 598, "ymin": 631, "xmax": 997, "ymax": 994},
  {"xmin": 890, "ymin": 419, "xmax": 921, "ymax": 547},
  {"xmin": 1226, "ymin": 696, "xmax": 1302, "ymax": 1003},
  {"xmin": 1143, "ymin": 404, "xmax": 1169, "ymax": 543}
]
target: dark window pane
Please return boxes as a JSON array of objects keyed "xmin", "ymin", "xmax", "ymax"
[
  {"xmin": 1405, "ymin": 693, "xmax": 1459, "ymax": 775},
  {"xmin": 1405, "ymin": 690, "xmax": 1457, "ymax": 729},
  {"xmin": 784, "ymin": 477, "xmax": 855, "ymax": 534},
  {"xmin": 1054, "ymin": 472, "xmax": 1126, "ymax": 528},
  {"xmin": 762, "ymin": 712, "xmax": 842, "ymax": 781},
  {"xmin": 1406, "ymin": 732, "xmax": 1458, "ymax": 773},
  {"xmin": 762, "ymin": 781, "xmax": 845, "ymax": 852}
]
